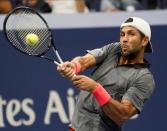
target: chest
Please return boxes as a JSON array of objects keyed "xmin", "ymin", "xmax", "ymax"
[{"xmin": 93, "ymin": 65, "xmax": 139, "ymax": 100}]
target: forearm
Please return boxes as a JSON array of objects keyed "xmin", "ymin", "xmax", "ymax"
[
  {"xmin": 92, "ymin": 84, "xmax": 137, "ymax": 126},
  {"xmin": 71, "ymin": 53, "xmax": 96, "ymax": 72},
  {"xmin": 102, "ymin": 99, "xmax": 137, "ymax": 126}
]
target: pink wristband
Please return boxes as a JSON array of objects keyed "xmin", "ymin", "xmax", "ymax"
[
  {"xmin": 72, "ymin": 61, "xmax": 81, "ymax": 74},
  {"xmin": 92, "ymin": 83, "xmax": 111, "ymax": 106}
]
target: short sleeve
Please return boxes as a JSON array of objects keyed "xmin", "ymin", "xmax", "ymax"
[
  {"xmin": 122, "ymin": 72, "xmax": 155, "ymax": 112},
  {"xmin": 86, "ymin": 42, "xmax": 120, "ymax": 64}
]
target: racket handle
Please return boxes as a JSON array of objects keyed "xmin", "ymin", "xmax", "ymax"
[{"xmin": 55, "ymin": 50, "xmax": 63, "ymax": 64}]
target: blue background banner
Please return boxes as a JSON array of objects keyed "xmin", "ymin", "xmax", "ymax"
[{"xmin": 0, "ymin": 11, "xmax": 167, "ymax": 131}]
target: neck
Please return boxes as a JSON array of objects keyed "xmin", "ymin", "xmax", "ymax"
[{"xmin": 119, "ymin": 51, "xmax": 144, "ymax": 65}]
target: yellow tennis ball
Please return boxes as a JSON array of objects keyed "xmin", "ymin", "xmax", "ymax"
[{"xmin": 25, "ymin": 33, "xmax": 39, "ymax": 46}]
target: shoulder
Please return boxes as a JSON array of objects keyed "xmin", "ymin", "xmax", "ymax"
[
  {"xmin": 98, "ymin": 42, "xmax": 121, "ymax": 55},
  {"xmin": 134, "ymin": 68, "xmax": 155, "ymax": 92},
  {"xmin": 136, "ymin": 68, "xmax": 154, "ymax": 80},
  {"xmin": 86, "ymin": 42, "xmax": 120, "ymax": 64},
  {"xmin": 105, "ymin": 42, "xmax": 120, "ymax": 51}
]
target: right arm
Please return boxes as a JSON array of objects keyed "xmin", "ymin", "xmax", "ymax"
[
  {"xmin": 57, "ymin": 53, "xmax": 96, "ymax": 79},
  {"xmin": 72, "ymin": 53, "xmax": 96, "ymax": 72},
  {"xmin": 57, "ymin": 43, "xmax": 119, "ymax": 78}
]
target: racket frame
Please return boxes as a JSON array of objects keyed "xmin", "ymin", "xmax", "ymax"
[{"xmin": 3, "ymin": 6, "xmax": 62, "ymax": 65}]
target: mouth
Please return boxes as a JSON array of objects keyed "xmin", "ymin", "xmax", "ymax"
[{"xmin": 121, "ymin": 45, "xmax": 129, "ymax": 52}]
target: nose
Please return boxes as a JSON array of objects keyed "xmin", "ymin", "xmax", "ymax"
[{"xmin": 121, "ymin": 35, "xmax": 128, "ymax": 43}]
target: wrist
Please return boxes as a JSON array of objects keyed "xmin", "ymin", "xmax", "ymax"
[
  {"xmin": 71, "ymin": 61, "xmax": 81, "ymax": 74},
  {"xmin": 92, "ymin": 83, "xmax": 111, "ymax": 106}
]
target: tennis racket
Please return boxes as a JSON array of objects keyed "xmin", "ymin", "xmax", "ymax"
[{"xmin": 3, "ymin": 6, "xmax": 63, "ymax": 66}]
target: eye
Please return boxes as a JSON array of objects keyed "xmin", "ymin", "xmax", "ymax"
[
  {"xmin": 128, "ymin": 30, "xmax": 137, "ymax": 36},
  {"xmin": 120, "ymin": 32, "xmax": 125, "ymax": 37},
  {"xmin": 128, "ymin": 32, "xmax": 135, "ymax": 36}
]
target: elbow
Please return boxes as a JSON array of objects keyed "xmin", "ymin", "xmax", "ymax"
[
  {"xmin": 102, "ymin": 99, "xmax": 138, "ymax": 126},
  {"xmin": 105, "ymin": 107, "xmax": 135, "ymax": 126},
  {"xmin": 117, "ymin": 112, "xmax": 130, "ymax": 125},
  {"xmin": 112, "ymin": 112, "xmax": 129, "ymax": 126}
]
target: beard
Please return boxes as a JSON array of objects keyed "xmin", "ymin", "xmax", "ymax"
[{"xmin": 121, "ymin": 47, "xmax": 141, "ymax": 60}]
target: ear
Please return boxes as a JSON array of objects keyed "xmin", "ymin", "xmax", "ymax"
[{"xmin": 142, "ymin": 36, "xmax": 149, "ymax": 47}]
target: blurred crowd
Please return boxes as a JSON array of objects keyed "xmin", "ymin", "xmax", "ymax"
[{"xmin": 0, "ymin": 0, "xmax": 167, "ymax": 14}]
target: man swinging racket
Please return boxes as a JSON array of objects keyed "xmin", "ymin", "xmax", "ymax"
[{"xmin": 57, "ymin": 17, "xmax": 155, "ymax": 131}]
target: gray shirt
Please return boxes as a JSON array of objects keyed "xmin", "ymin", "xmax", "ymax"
[{"xmin": 71, "ymin": 42, "xmax": 155, "ymax": 131}]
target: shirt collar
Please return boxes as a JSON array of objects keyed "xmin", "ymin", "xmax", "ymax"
[{"xmin": 116, "ymin": 53, "xmax": 150, "ymax": 69}]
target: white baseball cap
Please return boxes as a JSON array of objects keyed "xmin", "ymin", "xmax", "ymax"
[{"xmin": 121, "ymin": 17, "xmax": 153, "ymax": 53}]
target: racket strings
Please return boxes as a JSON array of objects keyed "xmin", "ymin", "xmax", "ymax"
[{"xmin": 5, "ymin": 8, "xmax": 51, "ymax": 56}]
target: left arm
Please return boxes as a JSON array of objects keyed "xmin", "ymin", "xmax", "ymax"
[
  {"xmin": 72, "ymin": 75, "xmax": 138, "ymax": 126},
  {"xmin": 102, "ymin": 99, "xmax": 138, "ymax": 126}
]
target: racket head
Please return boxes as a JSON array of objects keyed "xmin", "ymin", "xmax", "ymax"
[{"xmin": 3, "ymin": 6, "xmax": 53, "ymax": 56}]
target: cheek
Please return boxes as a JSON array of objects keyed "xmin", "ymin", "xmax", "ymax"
[
  {"xmin": 119, "ymin": 37, "xmax": 122, "ymax": 42},
  {"xmin": 129, "ymin": 37, "xmax": 141, "ymax": 48}
]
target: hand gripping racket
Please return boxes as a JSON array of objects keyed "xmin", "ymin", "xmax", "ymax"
[{"xmin": 3, "ymin": 6, "xmax": 63, "ymax": 65}]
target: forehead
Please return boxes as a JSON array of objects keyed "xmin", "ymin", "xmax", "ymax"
[{"xmin": 121, "ymin": 26, "xmax": 139, "ymax": 33}]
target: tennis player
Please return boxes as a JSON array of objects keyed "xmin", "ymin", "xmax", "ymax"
[{"xmin": 57, "ymin": 17, "xmax": 155, "ymax": 131}]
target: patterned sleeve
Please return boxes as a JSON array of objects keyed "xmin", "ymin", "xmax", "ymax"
[
  {"xmin": 122, "ymin": 71, "xmax": 155, "ymax": 112},
  {"xmin": 86, "ymin": 42, "xmax": 120, "ymax": 64}
]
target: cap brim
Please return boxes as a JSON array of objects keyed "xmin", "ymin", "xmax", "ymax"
[{"xmin": 145, "ymin": 41, "xmax": 153, "ymax": 53}]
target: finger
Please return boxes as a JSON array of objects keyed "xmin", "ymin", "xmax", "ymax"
[
  {"xmin": 73, "ymin": 81, "xmax": 83, "ymax": 88},
  {"xmin": 65, "ymin": 69, "xmax": 75, "ymax": 79},
  {"xmin": 74, "ymin": 82, "xmax": 88, "ymax": 91},
  {"xmin": 63, "ymin": 65, "xmax": 74, "ymax": 74},
  {"xmin": 57, "ymin": 64, "xmax": 65, "ymax": 72},
  {"xmin": 59, "ymin": 61, "xmax": 71, "ymax": 70},
  {"xmin": 58, "ymin": 63, "xmax": 72, "ymax": 73},
  {"xmin": 67, "ymin": 62, "xmax": 75, "ymax": 68},
  {"xmin": 73, "ymin": 77, "xmax": 83, "ymax": 86},
  {"xmin": 58, "ymin": 71, "xmax": 66, "ymax": 77},
  {"xmin": 72, "ymin": 75, "xmax": 84, "ymax": 81},
  {"xmin": 57, "ymin": 64, "xmax": 62, "ymax": 71}
]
